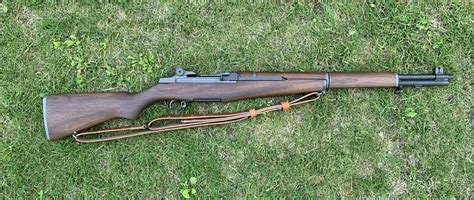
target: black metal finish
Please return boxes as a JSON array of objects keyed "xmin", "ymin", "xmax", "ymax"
[
  {"xmin": 222, "ymin": 73, "xmax": 286, "ymax": 81},
  {"xmin": 164, "ymin": 100, "xmax": 187, "ymax": 113},
  {"xmin": 396, "ymin": 66, "xmax": 452, "ymax": 93},
  {"xmin": 159, "ymin": 67, "xmax": 286, "ymax": 83}
]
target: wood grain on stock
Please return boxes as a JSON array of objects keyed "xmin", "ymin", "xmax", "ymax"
[
  {"xmin": 44, "ymin": 73, "xmax": 325, "ymax": 140},
  {"xmin": 329, "ymin": 72, "xmax": 397, "ymax": 88},
  {"xmin": 43, "ymin": 72, "xmax": 398, "ymax": 140}
]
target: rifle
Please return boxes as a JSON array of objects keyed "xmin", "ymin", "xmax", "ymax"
[{"xmin": 42, "ymin": 66, "xmax": 452, "ymax": 142}]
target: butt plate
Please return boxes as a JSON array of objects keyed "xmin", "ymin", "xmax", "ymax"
[{"xmin": 43, "ymin": 96, "xmax": 51, "ymax": 140}]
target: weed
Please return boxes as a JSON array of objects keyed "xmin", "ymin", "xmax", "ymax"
[{"xmin": 180, "ymin": 177, "xmax": 198, "ymax": 199}]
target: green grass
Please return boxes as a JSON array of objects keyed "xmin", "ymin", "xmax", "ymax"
[{"xmin": 1, "ymin": 1, "xmax": 472, "ymax": 198}]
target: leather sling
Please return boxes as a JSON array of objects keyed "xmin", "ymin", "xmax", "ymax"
[{"xmin": 73, "ymin": 92, "xmax": 322, "ymax": 143}]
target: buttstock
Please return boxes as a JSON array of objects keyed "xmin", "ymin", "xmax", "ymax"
[{"xmin": 43, "ymin": 93, "xmax": 145, "ymax": 140}]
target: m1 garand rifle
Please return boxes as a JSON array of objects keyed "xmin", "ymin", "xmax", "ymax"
[{"xmin": 42, "ymin": 66, "xmax": 452, "ymax": 143}]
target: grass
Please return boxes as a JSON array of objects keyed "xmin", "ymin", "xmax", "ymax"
[{"xmin": 1, "ymin": 1, "xmax": 472, "ymax": 198}]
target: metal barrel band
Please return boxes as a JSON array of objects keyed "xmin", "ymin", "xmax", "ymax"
[{"xmin": 73, "ymin": 91, "xmax": 322, "ymax": 143}]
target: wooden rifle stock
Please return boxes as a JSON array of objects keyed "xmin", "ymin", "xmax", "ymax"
[{"xmin": 43, "ymin": 67, "xmax": 451, "ymax": 140}]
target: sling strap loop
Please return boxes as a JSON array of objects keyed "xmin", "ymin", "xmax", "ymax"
[{"xmin": 281, "ymin": 101, "xmax": 290, "ymax": 112}]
